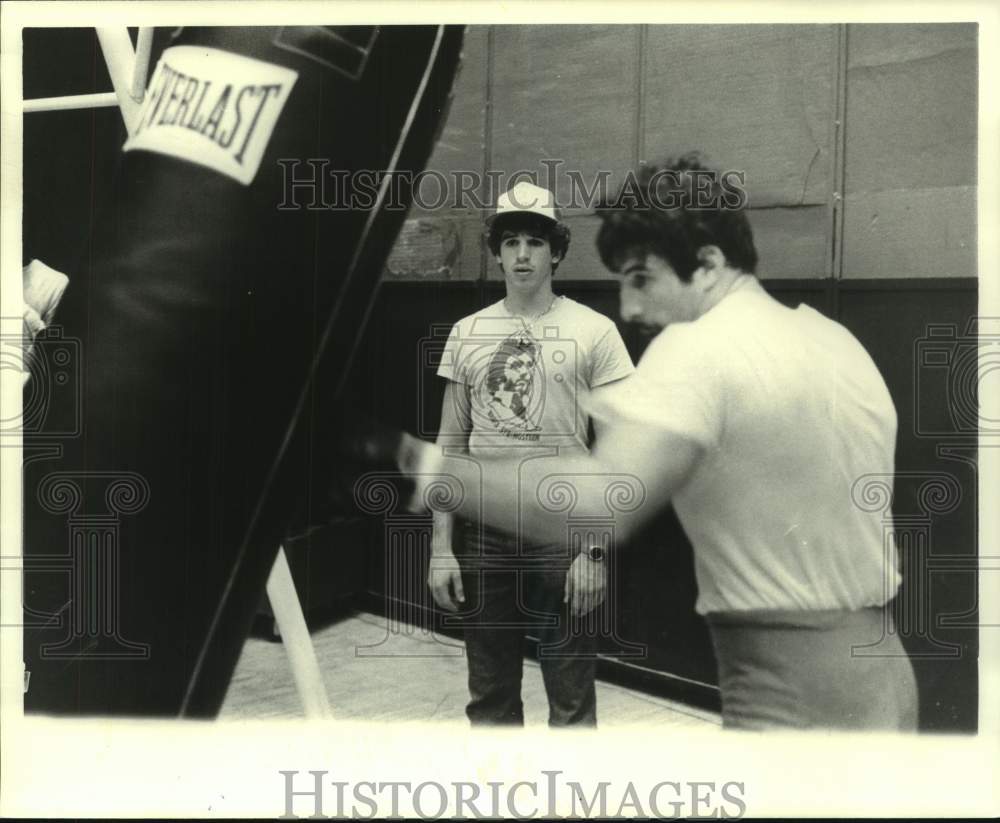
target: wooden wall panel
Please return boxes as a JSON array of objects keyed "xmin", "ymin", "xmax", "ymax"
[
  {"xmin": 490, "ymin": 25, "xmax": 639, "ymax": 216},
  {"xmin": 846, "ymin": 22, "xmax": 977, "ymax": 68},
  {"xmin": 842, "ymin": 187, "xmax": 976, "ymax": 279},
  {"xmin": 643, "ymin": 25, "xmax": 838, "ymax": 208},
  {"xmin": 750, "ymin": 206, "xmax": 830, "ymax": 280},
  {"xmin": 844, "ymin": 25, "xmax": 976, "ymax": 193},
  {"xmin": 410, "ymin": 25, "xmax": 489, "ymax": 219},
  {"xmin": 841, "ymin": 24, "xmax": 977, "ymax": 281}
]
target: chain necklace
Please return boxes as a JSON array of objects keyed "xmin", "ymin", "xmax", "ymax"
[{"xmin": 504, "ymin": 294, "xmax": 560, "ymax": 331}]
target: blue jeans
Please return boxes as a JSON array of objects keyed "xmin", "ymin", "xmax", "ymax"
[{"xmin": 455, "ymin": 520, "xmax": 598, "ymax": 727}]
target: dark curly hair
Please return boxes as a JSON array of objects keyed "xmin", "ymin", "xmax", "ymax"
[
  {"xmin": 486, "ymin": 212, "xmax": 572, "ymax": 271},
  {"xmin": 595, "ymin": 152, "xmax": 757, "ymax": 281}
]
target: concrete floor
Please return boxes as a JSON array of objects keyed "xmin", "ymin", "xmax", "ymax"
[{"xmin": 220, "ymin": 609, "xmax": 721, "ymax": 728}]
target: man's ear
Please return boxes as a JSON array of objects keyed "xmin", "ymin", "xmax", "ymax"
[
  {"xmin": 693, "ymin": 245, "xmax": 725, "ymax": 289},
  {"xmin": 550, "ymin": 251, "xmax": 562, "ymax": 267},
  {"xmin": 696, "ymin": 245, "xmax": 726, "ymax": 271}
]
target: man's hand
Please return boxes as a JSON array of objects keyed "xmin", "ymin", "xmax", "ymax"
[
  {"xmin": 564, "ymin": 553, "xmax": 607, "ymax": 617},
  {"xmin": 427, "ymin": 551, "xmax": 465, "ymax": 612}
]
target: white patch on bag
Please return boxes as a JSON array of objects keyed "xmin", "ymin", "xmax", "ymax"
[{"xmin": 124, "ymin": 46, "xmax": 298, "ymax": 186}]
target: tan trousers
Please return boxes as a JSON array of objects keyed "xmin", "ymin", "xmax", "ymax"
[{"xmin": 707, "ymin": 606, "xmax": 919, "ymax": 731}]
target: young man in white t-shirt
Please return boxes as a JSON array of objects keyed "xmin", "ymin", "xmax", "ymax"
[
  {"xmin": 401, "ymin": 156, "xmax": 918, "ymax": 730},
  {"xmin": 428, "ymin": 181, "xmax": 634, "ymax": 726}
]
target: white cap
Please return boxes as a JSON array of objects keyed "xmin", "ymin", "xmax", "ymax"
[{"xmin": 491, "ymin": 181, "xmax": 561, "ymax": 223}]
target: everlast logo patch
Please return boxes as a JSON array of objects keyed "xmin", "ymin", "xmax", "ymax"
[{"xmin": 124, "ymin": 46, "xmax": 298, "ymax": 185}]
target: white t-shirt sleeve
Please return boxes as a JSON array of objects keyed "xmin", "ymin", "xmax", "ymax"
[
  {"xmin": 596, "ymin": 325, "xmax": 724, "ymax": 449},
  {"xmin": 588, "ymin": 322, "xmax": 636, "ymax": 387},
  {"xmin": 436, "ymin": 322, "xmax": 465, "ymax": 384}
]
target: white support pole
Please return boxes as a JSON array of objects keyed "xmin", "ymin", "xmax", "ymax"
[
  {"xmin": 131, "ymin": 28, "xmax": 155, "ymax": 101},
  {"xmin": 23, "ymin": 92, "xmax": 121, "ymax": 114},
  {"xmin": 95, "ymin": 27, "xmax": 141, "ymax": 135},
  {"xmin": 265, "ymin": 546, "xmax": 332, "ymax": 719}
]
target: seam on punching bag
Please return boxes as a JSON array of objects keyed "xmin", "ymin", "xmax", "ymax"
[{"xmin": 272, "ymin": 26, "xmax": 380, "ymax": 81}]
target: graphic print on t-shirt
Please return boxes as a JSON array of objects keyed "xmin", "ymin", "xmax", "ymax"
[
  {"xmin": 477, "ymin": 331, "xmax": 544, "ymax": 439},
  {"xmin": 436, "ymin": 298, "xmax": 635, "ymax": 456}
]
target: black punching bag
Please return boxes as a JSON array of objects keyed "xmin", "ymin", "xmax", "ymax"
[{"xmin": 22, "ymin": 26, "xmax": 464, "ymax": 717}]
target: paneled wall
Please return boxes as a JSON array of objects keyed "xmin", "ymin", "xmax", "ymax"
[{"xmin": 386, "ymin": 24, "xmax": 977, "ymax": 285}]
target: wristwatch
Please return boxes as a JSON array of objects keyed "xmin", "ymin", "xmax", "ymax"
[{"xmin": 585, "ymin": 544, "xmax": 606, "ymax": 562}]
